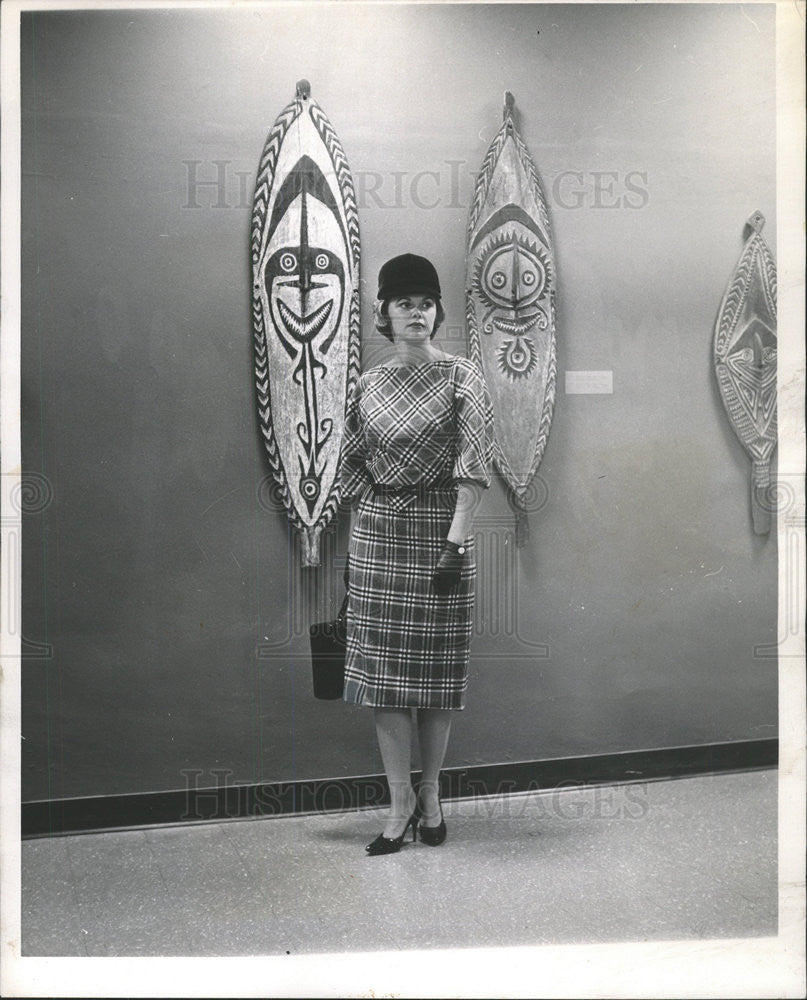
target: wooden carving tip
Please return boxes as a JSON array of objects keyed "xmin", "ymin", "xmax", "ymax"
[
  {"xmin": 504, "ymin": 91, "xmax": 515, "ymax": 119},
  {"xmin": 296, "ymin": 79, "xmax": 311, "ymax": 100},
  {"xmin": 746, "ymin": 210, "xmax": 765, "ymax": 234}
]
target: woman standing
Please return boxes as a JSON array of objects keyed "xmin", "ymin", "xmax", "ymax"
[{"xmin": 338, "ymin": 253, "xmax": 494, "ymax": 855}]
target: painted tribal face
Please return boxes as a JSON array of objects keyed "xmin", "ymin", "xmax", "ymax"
[
  {"xmin": 265, "ymin": 244, "xmax": 345, "ymax": 355},
  {"xmin": 263, "ymin": 154, "xmax": 348, "ymax": 362},
  {"xmin": 469, "ymin": 200, "xmax": 554, "ymax": 381},
  {"xmin": 473, "ymin": 230, "xmax": 552, "ymax": 380},
  {"xmin": 476, "ymin": 232, "xmax": 549, "ymax": 336}
]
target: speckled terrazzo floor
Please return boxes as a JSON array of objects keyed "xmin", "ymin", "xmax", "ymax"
[{"xmin": 21, "ymin": 769, "xmax": 777, "ymax": 956}]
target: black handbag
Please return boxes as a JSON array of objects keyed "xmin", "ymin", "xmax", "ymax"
[{"xmin": 309, "ymin": 592, "xmax": 350, "ymax": 700}]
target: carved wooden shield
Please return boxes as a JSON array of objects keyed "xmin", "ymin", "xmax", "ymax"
[
  {"xmin": 252, "ymin": 80, "xmax": 361, "ymax": 566},
  {"xmin": 466, "ymin": 93, "xmax": 557, "ymax": 546},
  {"xmin": 714, "ymin": 210, "xmax": 777, "ymax": 534}
]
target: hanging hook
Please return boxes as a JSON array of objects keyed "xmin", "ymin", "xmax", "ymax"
[
  {"xmin": 296, "ymin": 79, "xmax": 311, "ymax": 101},
  {"xmin": 746, "ymin": 209, "xmax": 765, "ymax": 235},
  {"xmin": 503, "ymin": 91, "xmax": 515, "ymax": 121}
]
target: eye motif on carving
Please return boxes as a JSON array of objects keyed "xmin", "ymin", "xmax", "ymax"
[
  {"xmin": 473, "ymin": 231, "xmax": 551, "ymax": 379},
  {"xmin": 478, "ymin": 238, "xmax": 546, "ymax": 315},
  {"xmin": 496, "ymin": 336, "xmax": 538, "ymax": 379}
]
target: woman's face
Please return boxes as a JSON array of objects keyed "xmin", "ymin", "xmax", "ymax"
[{"xmin": 387, "ymin": 293, "xmax": 438, "ymax": 343}]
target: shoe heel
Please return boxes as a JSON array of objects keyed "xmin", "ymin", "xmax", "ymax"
[
  {"xmin": 365, "ymin": 805, "xmax": 419, "ymax": 856},
  {"xmin": 418, "ymin": 793, "xmax": 447, "ymax": 847}
]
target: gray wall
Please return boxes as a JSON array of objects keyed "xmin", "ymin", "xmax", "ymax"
[{"xmin": 21, "ymin": 4, "xmax": 777, "ymax": 801}]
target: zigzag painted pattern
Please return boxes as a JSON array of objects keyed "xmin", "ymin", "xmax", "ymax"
[
  {"xmin": 468, "ymin": 115, "xmax": 553, "ymax": 247},
  {"xmin": 715, "ymin": 246, "xmax": 754, "ymax": 355},
  {"xmin": 512, "ymin": 126, "xmax": 552, "ymax": 240},
  {"xmin": 309, "ymin": 102, "xmax": 361, "ymax": 273},
  {"xmin": 250, "ymin": 97, "xmax": 302, "ymax": 530},
  {"xmin": 343, "ymin": 290, "xmax": 362, "ymax": 408},
  {"xmin": 468, "ymin": 119, "xmax": 509, "ymax": 236},
  {"xmin": 758, "ymin": 236, "xmax": 777, "ymax": 314},
  {"xmin": 530, "ymin": 296, "xmax": 557, "ymax": 483},
  {"xmin": 251, "ymin": 98, "xmax": 301, "ymax": 268},
  {"xmin": 716, "ymin": 366, "xmax": 776, "ymax": 462},
  {"xmin": 715, "ymin": 236, "xmax": 777, "ymax": 358},
  {"xmin": 764, "ymin": 254, "xmax": 777, "ymax": 309},
  {"xmin": 253, "ymin": 308, "xmax": 298, "ymax": 526},
  {"xmin": 751, "ymin": 459, "xmax": 770, "ymax": 489}
]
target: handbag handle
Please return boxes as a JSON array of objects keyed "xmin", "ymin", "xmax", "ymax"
[{"xmin": 336, "ymin": 590, "xmax": 350, "ymax": 624}]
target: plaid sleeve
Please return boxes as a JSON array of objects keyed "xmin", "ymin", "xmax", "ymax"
[
  {"xmin": 452, "ymin": 358, "xmax": 494, "ymax": 489},
  {"xmin": 338, "ymin": 375, "xmax": 373, "ymax": 504}
]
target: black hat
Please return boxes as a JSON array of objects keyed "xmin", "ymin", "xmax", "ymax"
[{"xmin": 377, "ymin": 253, "xmax": 441, "ymax": 301}]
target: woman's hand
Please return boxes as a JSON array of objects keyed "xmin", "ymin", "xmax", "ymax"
[
  {"xmin": 432, "ymin": 540, "xmax": 465, "ymax": 594},
  {"xmin": 448, "ymin": 482, "xmax": 482, "ymax": 547}
]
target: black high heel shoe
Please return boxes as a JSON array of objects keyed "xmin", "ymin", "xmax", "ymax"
[
  {"xmin": 365, "ymin": 808, "xmax": 420, "ymax": 856},
  {"xmin": 418, "ymin": 792, "xmax": 447, "ymax": 847}
]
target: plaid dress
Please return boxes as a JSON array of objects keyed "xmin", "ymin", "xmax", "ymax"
[{"xmin": 337, "ymin": 356, "xmax": 494, "ymax": 710}]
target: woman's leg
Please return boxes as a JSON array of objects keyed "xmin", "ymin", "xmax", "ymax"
[
  {"xmin": 374, "ymin": 707, "xmax": 416, "ymax": 837},
  {"xmin": 416, "ymin": 708, "xmax": 453, "ymax": 825}
]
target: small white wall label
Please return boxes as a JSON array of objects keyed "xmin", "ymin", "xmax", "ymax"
[{"xmin": 564, "ymin": 370, "xmax": 614, "ymax": 394}]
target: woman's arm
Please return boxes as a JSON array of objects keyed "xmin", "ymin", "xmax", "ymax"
[
  {"xmin": 432, "ymin": 482, "xmax": 483, "ymax": 594},
  {"xmin": 447, "ymin": 359, "xmax": 494, "ymax": 548},
  {"xmin": 447, "ymin": 481, "xmax": 483, "ymax": 546}
]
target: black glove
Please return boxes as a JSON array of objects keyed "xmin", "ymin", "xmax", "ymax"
[
  {"xmin": 343, "ymin": 552, "xmax": 350, "ymax": 591},
  {"xmin": 432, "ymin": 540, "xmax": 466, "ymax": 595}
]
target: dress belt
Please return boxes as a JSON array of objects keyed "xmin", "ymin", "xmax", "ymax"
[{"xmin": 370, "ymin": 481, "xmax": 455, "ymax": 496}]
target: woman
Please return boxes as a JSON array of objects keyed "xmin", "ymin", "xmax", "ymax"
[{"xmin": 338, "ymin": 253, "xmax": 494, "ymax": 856}]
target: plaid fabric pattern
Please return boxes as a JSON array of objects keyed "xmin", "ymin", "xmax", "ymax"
[{"xmin": 338, "ymin": 357, "xmax": 494, "ymax": 710}]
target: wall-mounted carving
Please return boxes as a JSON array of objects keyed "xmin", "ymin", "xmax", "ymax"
[
  {"xmin": 466, "ymin": 92, "xmax": 557, "ymax": 546},
  {"xmin": 714, "ymin": 210, "xmax": 777, "ymax": 534},
  {"xmin": 251, "ymin": 80, "xmax": 361, "ymax": 566}
]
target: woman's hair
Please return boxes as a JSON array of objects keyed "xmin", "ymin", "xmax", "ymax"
[{"xmin": 375, "ymin": 297, "xmax": 446, "ymax": 342}]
